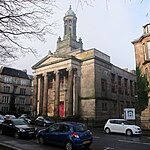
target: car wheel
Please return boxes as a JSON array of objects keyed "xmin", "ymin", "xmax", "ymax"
[
  {"xmin": 1, "ymin": 129, "xmax": 5, "ymax": 135},
  {"xmin": 14, "ymin": 131, "xmax": 20, "ymax": 139},
  {"xmin": 65, "ymin": 141, "xmax": 73, "ymax": 150},
  {"xmin": 0, "ymin": 128, "xmax": 2, "ymax": 135},
  {"xmin": 126, "ymin": 129, "xmax": 132, "ymax": 136},
  {"xmin": 105, "ymin": 128, "xmax": 110, "ymax": 134},
  {"xmin": 85, "ymin": 143, "xmax": 91, "ymax": 149},
  {"xmin": 38, "ymin": 136, "xmax": 44, "ymax": 144}
]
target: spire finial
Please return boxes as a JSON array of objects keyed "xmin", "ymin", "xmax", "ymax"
[{"xmin": 69, "ymin": 4, "xmax": 71, "ymax": 10}]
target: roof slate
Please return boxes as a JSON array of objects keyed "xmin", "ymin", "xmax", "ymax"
[{"xmin": 0, "ymin": 67, "xmax": 29, "ymax": 79}]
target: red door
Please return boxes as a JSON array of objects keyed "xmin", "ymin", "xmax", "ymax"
[{"xmin": 59, "ymin": 101, "xmax": 64, "ymax": 117}]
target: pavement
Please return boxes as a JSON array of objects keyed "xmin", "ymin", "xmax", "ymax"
[
  {"xmin": 0, "ymin": 144, "xmax": 19, "ymax": 150},
  {"xmin": 90, "ymin": 127, "xmax": 150, "ymax": 136}
]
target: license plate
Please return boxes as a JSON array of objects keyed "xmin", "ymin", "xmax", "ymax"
[
  {"xmin": 28, "ymin": 132, "xmax": 34, "ymax": 134},
  {"xmin": 83, "ymin": 140, "xmax": 90, "ymax": 144}
]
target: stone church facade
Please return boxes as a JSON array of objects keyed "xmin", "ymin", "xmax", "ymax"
[{"xmin": 32, "ymin": 7, "xmax": 136, "ymax": 122}]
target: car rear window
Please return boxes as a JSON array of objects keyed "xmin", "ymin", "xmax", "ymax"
[
  {"xmin": 13, "ymin": 119, "xmax": 27, "ymax": 125},
  {"xmin": 74, "ymin": 124, "xmax": 87, "ymax": 132}
]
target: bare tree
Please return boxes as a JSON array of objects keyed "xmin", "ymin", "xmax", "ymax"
[
  {"xmin": 0, "ymin": 0, "xmax": 55, "ymax": 63},
  {"xmin": 0, "ymin": 0, "xmax": 145, "ymax": 63}
]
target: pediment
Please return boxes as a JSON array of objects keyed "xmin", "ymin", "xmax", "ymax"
[
  {"xmin": 32, "ymin": 54, "xmax": 64, "ymax": 69},
  {"xmin": 41, "ymin": 56, "xmax": 62, "ymax": 66}
]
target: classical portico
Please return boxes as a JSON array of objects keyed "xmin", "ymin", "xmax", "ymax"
[{"xmin": 33, "ymin": 65, "xmax": 80, "ymax": 117}]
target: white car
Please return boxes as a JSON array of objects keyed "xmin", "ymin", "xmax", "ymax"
[
  {"xmin": 0, "ymin": 114, "xmax": 4, "ymax": 124},
  {"xmin": 104, "ymin": 119, "xmax": 142, "ymax": 136}
]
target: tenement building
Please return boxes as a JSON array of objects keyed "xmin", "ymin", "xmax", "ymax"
[
  {"xmin": 132, "ymin": 23, "xmax": 150, "ymax": 129},
  {"xmin": 0, "ymin": 66, "xmax": 32, "ymax": 115},
  {"xmin": 32, "ymin": 6, "xmax": 136, "ymax": 123}
]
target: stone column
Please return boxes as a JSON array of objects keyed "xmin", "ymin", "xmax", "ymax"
[
  {"xmin": 42, "ymin": 73, "xmax": 48, "ymax": 116},
  {"xmin": 67, "ymin": 68, "xmax": 74, "ymax": 116},
  {"xmin": 73, "ymin": 69, "xmax": 79, "ymax": 116},
  {"xmin": 33, "ymin": 75, "xmax": 38, "ymax": 117},
  {"xmin": 39, "ymin": 75, "xmax": 44, "ymax": 115},
  {"xmin": 54, "ymin": 71, "xmax": 60, "ymax": 117},
  {"xmin": 63, "ymin": 75, "xmax": 67, "ymax": 117}
]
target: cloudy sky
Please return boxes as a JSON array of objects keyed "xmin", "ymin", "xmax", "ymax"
[{"xmin": 12, "ymin": 0, "xmax": 150, "ymax": 74}]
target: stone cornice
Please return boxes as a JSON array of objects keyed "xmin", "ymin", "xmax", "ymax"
[{"xmin": 132, "ymin": 33, "xmax": 150, "ymax": 44}]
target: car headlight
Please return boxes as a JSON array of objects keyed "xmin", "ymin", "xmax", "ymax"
[{"xmin": 19, "ymin": 128, "xmax": 25, "ymax": 132}]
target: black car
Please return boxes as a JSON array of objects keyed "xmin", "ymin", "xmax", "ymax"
[
  {"xmin": 0, "ymin": 119, "xmax": 37, "ymax": 139},
  {"xmin": 18, "ymin": 116, "xmax": 31, "ymax": 124},
  {"xmin": 35, "ymin": 116, "xmax": 54, "ymax": 127}
]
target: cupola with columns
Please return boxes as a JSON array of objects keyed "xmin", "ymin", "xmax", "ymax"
[{"xmin": 56, "ymin": 5, "xmax": 83, "ymax": 55}]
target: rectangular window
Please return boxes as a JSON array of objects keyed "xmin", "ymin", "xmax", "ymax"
[
  {"xmin": 124, "ymin": 78, "xmax": 128, "ymax": 95},
  {"xmin": 19, "ymin": 98, "xmax": 26, "ymax": 104},
  {"xmin": 2, "ymin": 96, "xmax": 10, "ymax": 103},
  {"xmin": 143, "ymin": 44, "xmax": 147, "ymax": 60},
  {"xmin": 2, "ymin": 107, "xmax": 9, "ymax": 112},
  {"xmin": 134, "ymin": 82, "xmax": 137, "ymax": 95},
  {"xmin": 114, "ymin": 103, "xmax": 117, "ymax": 112},
  {"xmin": 111, "ymin": 73, "xmax": 116, "ymax": 93},
  {"xmin": 102, "ymin": 102, "xmax": 108, "ymax": 111},
  {"xmin": 130, "ymin": 80, "xmax": 133, "ymax": 96},
  {"xmin": 19, "ymin": 107, "xmax": 25, "ymax": 111},
  {"xmin": 101, "ymin": 79, "xmax": 107, "ymax": 92},
  {"xmin": 126, "ymin": 101, "xmax": 130, "ymax": 107},
  {"xmin": 147, "ymin": 41, "xmax": 150, "ymax": 58},
  {"xmin": 3, "ymin": 86, "xmax": 10, "ymax": 93},
  {"xmin": 20, "ymin": 88, "xmax": 26, "ymax": 95},
  {"xmin": 117, "ymin": 76, "xmax": 122, "ymax": 94}
]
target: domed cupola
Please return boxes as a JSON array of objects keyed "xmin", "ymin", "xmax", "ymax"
[
  {"xmin": 63, "ymin": 5, "xmax": 77, "ymax": 40},
  {"xmin": 65, "ymin": 5, "xmax": 76, "ymax": 17}
]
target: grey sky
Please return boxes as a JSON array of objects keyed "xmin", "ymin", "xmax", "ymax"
[{"xmin": 12, "ymin": 0, "xmax": 150, "ymax": 74}]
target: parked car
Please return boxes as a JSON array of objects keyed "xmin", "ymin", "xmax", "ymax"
[
  {"xmin": 0, "ymin": 114, "xmax": 4, "ymax": 128},
  {"xmin": 35, "ymin": 116, "xmax": 54, "ymax": 127},
  {"xmin": 4, "ymin": 114, "xmax": 16, "ymax": 120},
  {"xmin": 19, "ymin": 114, "xmax": 31, "ymax": 118},
  {"xmin": 18, "ymin": 116, "xmax": 31, "ymax": 124},
  {"xmin": 104, "ymin": 119, "xmax": 142, "ymax": 136},
  {"xmin": 36, "ymin": 122, "xmax": 93, "ymax": 150},
  {"xmin": 0, "ymin": 118, "xmax": 37, "ymax": 139}
]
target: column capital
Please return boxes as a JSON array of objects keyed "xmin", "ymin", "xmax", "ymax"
[
  {"xmin": 42, "ymin": 72, "xmax": 48, "ymax": 77},
  {"xmin": 67, "ymin": 67, "xmax": 77, "ymax": 75},
  {"xmin": 54, "ymin": 70, "xmax": 60, "ymax": 75},
  {"xmin": 33, "ymin": 75, "xmax": 38, "ymax": 80}
]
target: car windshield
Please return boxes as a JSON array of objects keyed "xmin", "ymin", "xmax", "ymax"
[
  {"xmin": 13, "ymin": 119, "xmax": 27, "ymax": 125},
  {"xmin": 74, "ymin": 124, "xmax": 87, "ymax": 132}
]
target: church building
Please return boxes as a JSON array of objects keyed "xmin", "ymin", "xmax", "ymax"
[{"xmin": 32, "ymin": 6, "xmax": 136, "ymax": 123}]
